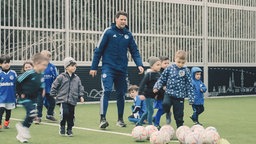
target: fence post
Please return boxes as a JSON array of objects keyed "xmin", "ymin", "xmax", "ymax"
[
  {"xmin": 65, "ymin": 0, "xmax": 70, "ymax": 57},
  {"xmin": 202, "ymin": 0, "xmax": 209, "ymax": 97}
]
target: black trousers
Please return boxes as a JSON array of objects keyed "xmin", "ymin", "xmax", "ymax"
[
  {"xmin": 59, "ymin": 103, "xmax": 75, "ymax": 130},
  {"xmin": 0, "ymin": 107, "xmax": 11, "ymax": 125},
  {"xmin": 162, "ymin": 95, "xmax": 184, "ymax": 128},
  {"xmin": 191, "ymin": 104, "xmax": 204, "ymax": 122}
]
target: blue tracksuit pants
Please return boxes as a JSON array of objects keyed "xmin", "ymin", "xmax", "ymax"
[{"xmin": 100, "ymin": 71, "xmax": 127, "ymax": 120}]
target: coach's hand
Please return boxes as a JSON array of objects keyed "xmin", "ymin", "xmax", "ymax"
[
  {"xmin": 89, "ymin": 70, "xmax": 97, "ymax": 77},
  {"xmin": 138, "ymin": 66, "xmax": 144, "ymax": 74}
]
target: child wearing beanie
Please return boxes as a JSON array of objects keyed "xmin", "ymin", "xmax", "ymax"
[
  {"xmin": 50, "ymin": 57, "xmax": 84, "ymax": 136},
  {"xmin": 136, "ymin": 56, "xmax": 162, "ymax": 126}
]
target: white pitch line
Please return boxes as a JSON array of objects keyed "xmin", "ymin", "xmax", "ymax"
[{"xmin": 10, "ymin": 117, "xmax": 179, "ymax": 143}]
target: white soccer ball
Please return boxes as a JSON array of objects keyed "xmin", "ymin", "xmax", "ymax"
[
  {"xmin": 176, "ymin": 125, "xmax": 192, "ymax": 143},
  {"xmin": 150, "ymin": 131, "xmax": 167, "ymax": 144},
  {"xmin": 145, "ymin": 125, "xmax": 158, "ymax": 139},
  {"xmin": 185, "ymin": 132, "xmax": 200, "ymax": 144},
  {"xmin": 160, "ymin": 125, "xmax": 175, "ymax": 140},
  {"xmin": 199, "ymin": 130, "xmax": 221, "ymax": 144},
  {"xmin": 191, "ymin": 124, "xmax": 204, "ymax": 135},
  {"xmin": 205, "ymin": 126, "xmax": 217, "ymax": 132},
  {"xmin": 131, "ymin": 126, "xmax": 147, "ymax": 142}
]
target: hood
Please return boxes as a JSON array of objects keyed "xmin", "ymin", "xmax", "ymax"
[{"xmin": 191, "ymin": 67, "xmax": 202, "ymax": 80}]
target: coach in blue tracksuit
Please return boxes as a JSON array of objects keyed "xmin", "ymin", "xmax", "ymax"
[{"xmin": 90, "ymin": 11, "xmax": 144, "ymax": 129}]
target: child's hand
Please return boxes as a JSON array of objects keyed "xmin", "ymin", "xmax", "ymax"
[
  {"xmin": 153, "ymin": 89, "xmax": 158, "ymax": 93},
  {"xmin": 139, "ymin": 95, "xmax": 146, "ymax": 100},
  {"xmin": 80, "ymin": 97, "xmax": 84, "ymax": 103},
  {"xmin": 21, "ymin": 94, "xmax": 25, "ymax": 99}
]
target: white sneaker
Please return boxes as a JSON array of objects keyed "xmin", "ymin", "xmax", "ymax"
[
  {"xmin": 16, "ymin": 123, "xmax": 31, "ymax": 139},
  {"xmin": 16, "ymin": 134, "xmax": 28, "ymax": 143}
]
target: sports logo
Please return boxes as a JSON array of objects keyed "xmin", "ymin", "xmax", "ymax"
[
  {"xmin": 179, "ymin": 70, "xmax": 185, "ymax": 77},
  {"xmin": 9, "ymin": 75, "xmax": 14, "ymax": 80},
  {"xmin": 102, "ymin": 73, "xmax": 107, "ymax": 78},
  {"xmin": 124, "ymin": 34, "xmax": 129, "ymax": 39}
]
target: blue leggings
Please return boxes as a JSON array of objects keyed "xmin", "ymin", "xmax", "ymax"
[{"xmin": 138, "ymin": 98, "xmax": 154, "ymax": 125}]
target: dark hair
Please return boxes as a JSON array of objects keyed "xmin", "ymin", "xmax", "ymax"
[
  {"xmin": 32, "ymin": 53, "xmax": 49, "ymax": 64},
  {"xmin": 159, "ymin": 56, "xmax": 169, "ymax": 61},
  {"xmin": 0, "ymin": 55, "xmax": 12, "ymax": 64},
  {"xmin": 128, "ymin": 85, "xmax": 139, "ymax": 92},
  {"xmin": 115, "ymin": 11, "xmax": 128, "ymax": 18},
  {"xmin": 21, "ymin": 61, "xmax": 34, "ymax": 73}
]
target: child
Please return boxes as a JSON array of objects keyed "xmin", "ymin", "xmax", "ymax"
[
  {"xmin": 34, "ymin": 50, "xmax": 58, "ymax": 124},
  {"xmin": 136, "ymin": 56, "xmax": 162, "ymax": 126},
  {"xmin": 16, "ymin": 53, "xmax": 49, "ymax": 143},
  {"xmin": 50, "ymin": 57, "xmax": 84, "ymax": 136},
  {"xmin": 21, "ymin": 61, "xmax": 33, "ymax": 73},
  {"xmin": 153, "ymin": 50, "xmax": 194, "ymax": 128},
  {"xmin": 127, "ymin": 85, "xmax": 146, "ymax": 124},
  {"xmin": 0, "ymin": 55, "xmax": 17, "ymax": 129},
  {"xmin": 153, "ymin": 56, "xmax": 170, "ymax": 128},
  {"xmin": 190, "ymin": 67, "xmax": 207, "ymax": 125}
]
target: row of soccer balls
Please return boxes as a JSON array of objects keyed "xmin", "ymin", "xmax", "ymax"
[{"xmin": 131, "ymin": 125, "xmax": 230, "ymax": 144}]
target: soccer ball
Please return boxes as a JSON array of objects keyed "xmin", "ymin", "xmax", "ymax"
[
  {"xmin": 191, "ymin": 124, "xmax": 204, "ymax": 134},
  {"xmin": 145, "ymin": 125, "xmax": 158, "ymax": 139},
  {"xmin": 185, "ymin": 132, "xmax": 200, "ymax": 144},
  {"xmin": 150, "ymin": 131, "xmax": 166, "ymax": 144},
  {"xmin": 199, "ymin": 130, "xmax": 221, "ymax": 144},
  {"xmin": 131, "ymin": 126, "xmax": 147, "ymax": 142},
  {"xmin": 218, "ymin": 138, "xmax": 230, "ymax": 144},
  {"xmin": 205, "ymin": 126, "xmax": 217, "ymax": 132},
  {"xmin": 160, "ymin": 125, "xmax": 175, "ymax": 140},
  {"xmin": 176, "ymin": 126, "xmax": 192, "ymax": 143}
]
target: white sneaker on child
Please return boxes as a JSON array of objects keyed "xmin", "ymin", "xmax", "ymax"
[{"xmin": 16, "ymin": 123, "xmax": 31, "ymax": 139}]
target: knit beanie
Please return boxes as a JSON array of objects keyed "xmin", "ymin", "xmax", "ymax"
[
  {"xmin": 63, "ymin": 57, "xmax": 76, "ymax": 68},
  {"xmin": 148, "ymin": 56, "xmax": 160, "ymax": 67}
]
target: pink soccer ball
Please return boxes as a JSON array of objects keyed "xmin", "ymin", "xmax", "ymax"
[
  {"xmin": 199, "ymin": 130, "xmax": 221, "ymax": 144},
  {"xmin": 131, "ymin": 126, "xmax": 147, "ymax": 142},
  {"xmin": 145, "ymin": 125, "xmax": 158, "ymax": 139},
  {"xmin": 150, "ymin": 131, "xmax": 166, "ymax": 144},
  {"xmin": 185, "ymin": 132, "xmax": 200, "ymax": 144},
  {"xmin": 160, "ymin": 125, "xmax": 175, "ymax": 140},
  {"xmin": 176, "ymin": 126, "xmax": 192, "ymax": 143},
  {"xmin": 191, "ymin": 124, "xmax": 204, "ymax": 135}
]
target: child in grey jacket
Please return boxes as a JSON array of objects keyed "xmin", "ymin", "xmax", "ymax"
[{"xmin": 50, "ymin": 57, "xmax": 84, "ymax": 136}]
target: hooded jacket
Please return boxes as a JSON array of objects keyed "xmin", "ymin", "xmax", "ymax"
[
  {"xmin": 50, "ymin": 72, "xmax": 84, "ymax": 106},
  {"xmin": 154, "ymin": 64, "xmax": 194, "ymax": 103},
  {"xmin": 191, "ymin": 67, "xmax": 207, "ymax": 105},
  {"xmin": 91, "ymin": 23, "xmax": 143, "ymax": 73}
]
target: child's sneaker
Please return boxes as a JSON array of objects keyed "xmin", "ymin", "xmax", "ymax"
[
  {"xmin": 59, "ymin": 126, "xmax": 65, "ymax": 136},
  {"xmin": 66, "ymin": 129, "xmax": 73, "ymax": 137},
  {"xmin": 16, "ymin": 123, "xmax": 31, "ymax": 139},
  {"xmin": 34, "ymin": 117, "xmax": 41, "ymax": 124},
  {"xmin": 116, "ymin": 120, "xmax": 127, "ymax": 127},
  {"xmin": 46, "ymin": 115, "xmax": 57, "ymax": 122},
  {"xmin": 99, "ymin": 118, "xmax": 109, "ymax": 129},
  {"xmin": 4, "ymin": 120, "xmax": 10, "ymax": 129},
  {"xmin": 16, "ymin": 134, "xmax": 28, "ymax": 143}
]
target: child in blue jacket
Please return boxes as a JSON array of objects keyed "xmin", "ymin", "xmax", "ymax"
[
  {"xmin": 127, "ymin": 85, "xmax": 146, "ymax": 124},
  {"xmin": 190, "ymin": 67, "xmax": 207, "ymax": 125}
]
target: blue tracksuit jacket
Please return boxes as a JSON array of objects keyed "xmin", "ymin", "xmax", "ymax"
[
  {"xmin": 191, "ymin": 67, "xmax": 207, "ymax": 105},
  {"xmin": 153, "ymin": 64, "xmax": 194, "ymax": 103},
  {"xmin": 91, "ymin": 23, "xmax": 143, "ymax": 73},
  {"xmin": 0, "ymin": 69, "xmax": 17, "ymax": 103},
  {"xmin": 44, "ymin": 63, "xmax": 58, "ymax": 94}
]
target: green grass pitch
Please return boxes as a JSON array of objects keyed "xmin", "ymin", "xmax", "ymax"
[{"xmin": 0, "ymin": 96, "xmax": 255, "ymax": 144}]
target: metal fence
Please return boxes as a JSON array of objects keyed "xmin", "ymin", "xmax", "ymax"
[{"xmin": 1, "ymin": 0, "xmax": 256, "ymax": 90}]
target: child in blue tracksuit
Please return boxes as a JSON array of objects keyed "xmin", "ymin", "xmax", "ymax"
[
  {"xmin": 136, "ymin": 56, "xmax": 162, "ymax": 126},
  {"xmin": 35, "ymin": 50, "xmax": 58, "ymax": 124},
  {"xmin": 127, "ymin": 85, "xmax": 146, "ymax": 124},
  {"xmin": 89, "ymin": 11, "xmax": 144, "ymax": 129},
  {"xmin": 153, "ymin": 56, "xmax": 170, "ymax": 128},
  {"xmin": 0, "ymin": 55, "xmax": 17, "ymax": 129},
  {"xmin": 16, "ymin": 53, "xmax": 49, "ymax": 143},
  {"xmin": 190, "ymin": 67, "xmax": 207, "ymax": 125},
  {"xmin": 153, "ymin": 50, "xmax": 194, "ymax": 128}
]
